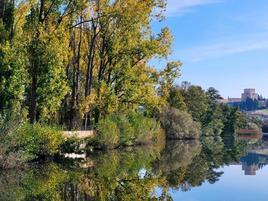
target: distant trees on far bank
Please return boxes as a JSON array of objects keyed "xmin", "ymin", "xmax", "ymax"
[
  {"xmin": 230, "ymin": 97, "xmax": 268, "ymax": 111},
  {"xmin": 159, "ymin": 83, "xmax": 252, "ymax": 139}
]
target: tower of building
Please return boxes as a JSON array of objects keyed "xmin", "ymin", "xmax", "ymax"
[{"xmin": 241, "ymin": 88, "xmax": 258, "ymax": 101}]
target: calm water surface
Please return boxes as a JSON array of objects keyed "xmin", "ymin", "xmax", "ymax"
[
  {"xmin": 170, "ymin": 162, "xmax": 268, "ymax": 201},
  {"xmin": 1, "ymin": 135, "xmax": 268, "ymax": 201}
]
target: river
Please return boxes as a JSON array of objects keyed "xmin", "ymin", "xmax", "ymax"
[{"xmin": 0, "ymin": 134, "xmax": 267, "ymax": 201}]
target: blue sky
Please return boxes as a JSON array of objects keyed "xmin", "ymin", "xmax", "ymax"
[{"xmin": 152, "ymin": 0, "xmax": 268, "ymax": 98}]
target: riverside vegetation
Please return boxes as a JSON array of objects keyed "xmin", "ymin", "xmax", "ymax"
[{"xmin": 0, "ymin": 0, "xmax": 259, "ymax": 168}]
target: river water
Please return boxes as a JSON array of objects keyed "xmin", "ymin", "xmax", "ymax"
[{"xmin": 0, "ymin": 135, "xmax": 267, "ymax": 201}]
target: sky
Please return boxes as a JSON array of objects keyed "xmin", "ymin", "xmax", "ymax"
[{"xmin": 152, "ymin": 0, "xmax": 268, "ymax": 98}]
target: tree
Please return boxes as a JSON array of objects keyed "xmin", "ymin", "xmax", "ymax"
[
  {"xmin": 159, "ymin": 61, "xmax": 181, "ymax": 98},
  {"xmin": 202, "ymin": 87, "xmax": 224, "ymax": 136},
  {"xmin": 0, "ymin": 0, "xmax": 180, "ymax": 129},
  {"xmin": 240, "ymin": 98, "xmax": 259, "ymax": 111},
  {"xmin": 159, "ymin": 107, "xmax": 201, "ymax": 139},
  {"xmin": 0, "ymin": 41, "xmax": 28, "ymax": 114},
  {"xmin": 206, "ymin": 87, "xmax": 222, "ymax": 105},
  {"xmin": 0, "ymin": 0, "xmax": 27, "ymax": 115},
  {"xmin": 183, "ymin": 85, "xmax": 209, "ymax": 123},
  {"xmin": 74, "ymin": 0, "xmax": 175, "ymax": 125},
  {"xmin": 168, "ymin": 86, "xmax": 187, "ymax": 111},
  {"xmin": 22, "ymin": 0, "xmax": 83, "ymax": 123}
]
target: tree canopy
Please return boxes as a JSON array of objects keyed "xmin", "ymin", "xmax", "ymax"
[{"xmin": 0, "ymin": 0, "xmax": 182, "ymax": 129}]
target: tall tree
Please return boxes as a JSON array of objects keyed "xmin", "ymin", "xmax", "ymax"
[
  {"xmin": 73, "ymin": 0, "xmax": 173, "ymax": 125},
  {"xmin": 183, "ymin": 85, "xmax": 209, "ymax": 123},
  {"xmin": 0, "ymin": 0, "xmax": 183, "ymax": 129},
  {"xmin": 0, "ymin": 0, "xmax": 25, "ymax": 115},
  {"xmin": 23, "ymin": 0, "xmax": 81, "ymax": 123}
]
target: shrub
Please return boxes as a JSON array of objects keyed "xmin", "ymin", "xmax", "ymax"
[
  {"xmin": 0, "ymin": 112, "xmax": 26, "ymax": 168},
  {"xmin": 112, "ymin": 114, "xmax": 135, "ymax": 146},
  {"xmin": 60, "ymin": 136, "xmax": 81, "ymax": 154},
  {"xmin": 14, "ymin": 123, "xmax": 63, "ymax": 160},
  {"xmin": 96, "ymin": 117, "xmax": 120, "ymax": 148},
  {"xmin": 160, "ymin": 107, "xmax": 201, "ymax": 139},
  {"xmin": 128, "ymin": 112, "xmax": 160, "ymax": 144},
  {"xmin": 95, "ymin": 112, "xmax": 162, "ymax": 148},
  {"xmin": 202, "ymin": 119, "xmax": 225, "ymax": 136}
]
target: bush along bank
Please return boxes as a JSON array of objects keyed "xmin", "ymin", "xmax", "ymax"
[
  {"xmin": 90, "ymin": 112, "xmax": 164, "ymax": 149},
  {"xmin": 0, "ymin": 119, "xmax": 65, "ymax": 169},
  {"xmin": 159, "ymin": 106, "xmax": 201, "ymax": 140},
  {"xmin": 13, "ymin": 123, "xmax": 64, "ymax": 161}
]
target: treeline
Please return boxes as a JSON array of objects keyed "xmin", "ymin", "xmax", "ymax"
[
  {"xmin": 231, "ymin": 97, "xmax": 268, "ymax": 111},
  {"xmin": 93, "ymin": 80, "xmax": 256, "ymax": 148},
  {"xmin": 160, "ymin": 82, "xmax": 250, "ymax": 139},
  {"xmin": 0, "ymin": 0, "xmax": 176, "ymax": 129},
  {"xmin": 0, "ymin": 0, "xmax": 255, "ymax": 155}
]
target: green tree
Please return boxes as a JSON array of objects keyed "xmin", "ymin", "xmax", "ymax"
[
  {"xmin": 0, "ymin": 0, "xmax": 28, "ymax": 115},
  {"xmin": 206, "ymin": 87, "xmax": 222, "ymax": 105},
  {"xmin": 22, "ymin": 0, "xmax": 76, "ymax": 122},
  {"xmin": 168, "ymin": 86, "xmax": 187, "ymax": 111},
  {"xmin": 202, "ymin": 87, "xmax": 224, "ymax": 136},
  {"xmin": 159, "ymin": 61, "xmax": 182, "ymax": 99},
  {"xmin": 160, "ymin": 107, "xmax": 201, "ymax": 139},
  {"xmin": 183, "ymin": 85, "xmax": 209, "ymax": 123}
]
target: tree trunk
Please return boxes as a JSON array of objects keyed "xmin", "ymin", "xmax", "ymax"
[
  {"xmin": 28, "ymin": 0, "xmax": 45, "ymax": 124},
  {"xmin": 29, "ymin": 74, "xmax": 37, "ymax": 124},
  {"xmin": 70, "ymin": 20, "xmax": 83, "ymax": 129},
  {"xmin": 69, "ymin": 31, "xmax": 76, "ymax": 129},
  {"xmin": 98, "ymin": 35, "xmax": 106, "ymax": 84},
  {"xmin": 85, "ymin": 22, "xmax": 97, "ymax": 97},
  {"xmin": 39, "ymin": 0, "xmax": 44, "ymax": 22},
  {"xmin": 84, "ymin": 22, "xmax": 97, "ymax": 129},
  {"xmin": 0, "ymin": 0, "xmax": 4, "ymax": 19}
]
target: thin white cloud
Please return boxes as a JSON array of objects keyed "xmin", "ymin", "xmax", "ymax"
[
  {"xmin": 166, "ymin": 0, "xmax": 220, "ymax": 16},
  {"xmin": 177, "ymin": 33, "xmax": 268, "ymax": 62},
  {"xmin": 232, "ymin": 11, "xmax": 268, "ymax": 30}
]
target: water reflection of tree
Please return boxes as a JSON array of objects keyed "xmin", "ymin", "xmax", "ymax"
[
  {"xmin": 0, "ymin": 163, "xmax": 81, "ymax": 201},
  {"xmin": 154, "ymin": 138, "xmax": 224, "ymax": 192},
  {"xmin": 0, "ymin": 169, "xmax": 25, "ymax": 201},
  {"xmin": 0, "ymin": 136, "xmax": 248, "ymax": 201},
  {"xmin": 155, "ymin": 140, "xmax": 201, "ymax": 173},
  {"xmin": 155, "ymin": 135, "xmax": 247, "ymax": 195},
  {"xmin": 62, "ymin": 145, "xmax": 166, "ymax": 201}
]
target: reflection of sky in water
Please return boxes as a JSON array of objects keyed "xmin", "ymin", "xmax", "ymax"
[
  {"xmin": 170, "ymin": 164, "xmax": 268, "ymax": 201},
  {"xmin": 138, "ymin": 168, "xmax": 147, "ymax": 179}
]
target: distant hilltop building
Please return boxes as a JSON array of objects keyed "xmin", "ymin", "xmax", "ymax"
[
  {"xmin": 223, "ymin": 88, "xmax": 267, "ymax": 111},
  {"xmin": 219, "ymin": 97, "xmax": 241, "ymax": 104},
  {"xmin": 242, "ymin": 163, "xmax": 259, "ymax": 176},
  {"xmin": 222, "ymin": 88, "xmax": 259, "ymax": 104},
  {"xmin": 228, "ymin": 97, "xmax": 242, "ymax": 103},
  {"xmin": 241, "ymin": 88, "xmax": 258, "ymax": 101}
]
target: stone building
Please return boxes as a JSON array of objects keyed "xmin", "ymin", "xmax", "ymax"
[{"xmin": 241, "ymin": 88, "xmax": 258, "ymax": 101}]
